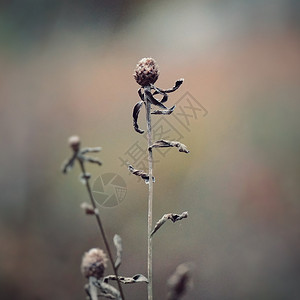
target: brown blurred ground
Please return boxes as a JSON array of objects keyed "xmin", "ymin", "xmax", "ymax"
[{"xmin": 1, "ymin": 1, "xmax": 300, "ymax": 299}]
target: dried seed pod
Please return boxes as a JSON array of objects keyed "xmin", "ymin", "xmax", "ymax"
[
  {"xmin": 68, "ymin": 135, "xmax": 80, "ymax": 152},
  {"xmin": 81, "ymin": 248, "xmax": 108, "ymax": 279},
  {"xmin": 134, "ymin": 58, "xmax": 159, "ymax": 87}
]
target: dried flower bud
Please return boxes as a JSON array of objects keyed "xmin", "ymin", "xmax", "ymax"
[
  {"xmin": 134, "ymin": 57, "xmax": 159, "ymax": 87},
  {"xmin": 68, "ymin": 135, "xmax": 80, "ymax": 152},
  {"xmin": 81, "ymin": 248, "xmax": 108, "ymax": 279}
]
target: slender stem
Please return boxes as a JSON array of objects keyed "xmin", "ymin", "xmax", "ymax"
[
  {"xmin": 145, "ymin": 86, "xmax": 153, "ymax": 300},
  {"xmin": 79, "ymin": 160, "xmax": 125, "ymax": 300}
]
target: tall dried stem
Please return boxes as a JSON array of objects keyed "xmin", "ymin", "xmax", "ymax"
[
  {"xmin": 132, "ymin": 57, "xmax": 186, "ymax": 300},
  {"xmin": 78, "ymin": 160, "xmax": 125, "ymax": 300},
  {"xmin": 145, "ymin": 86, "xmax": 153, "ymax": 300}
]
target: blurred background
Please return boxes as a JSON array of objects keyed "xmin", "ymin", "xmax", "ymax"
[{"xmin": 1, "ymin": 0, "xmax": 300, "ymax": 299}]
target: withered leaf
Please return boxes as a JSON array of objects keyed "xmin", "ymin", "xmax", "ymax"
[
  {"xmin": 128, "ymin": 164, "xmax": 155, "ymax": 184},
  {"xmin": 160, "ymin": 92, "xmax": 168, "ymax": 103},
  {"xmin": 113, "ymin": 234, "xmax": 122, "ymax": 270},
  {"xmin": 144, "ymin": 89, "xmax": 167, "ymax": 109},
  {"xmin": 98, "ymin": 293, "xmax": 115, "ymax": 299},
  {"xmin": 81, "ymin": 147, "xmax": 102, "ymax": 154},
  {"xmin": 81, "ymin": 156, "xmax": 102, "ymax": 166},
  {"xmin": 151, "ymin": 105, "xmax": 176, "ymax": 115},
  {"xmin": 62, "ymin": 153, "xmax": 77, "ymax": 174},
  {"xmin": 92, "ymin": 278, "xmax": 121, "ymax": 300},
  {"xmin": 133, "ymin": 100, "xmax": 144, "ymax": 134},
  {"xmin": 149, "ymin": 140, "xmax": 189, "ymax": 153},
  {"xmin": 153, "ymin": 78, "xmax": 184, "ymax": 95},
  {"xmin": 103, "ymin": 274, "xmax": 148, "ymax": 284},
  {"xmin": 151, "ymin": 211, "xmax": 188, "ymax": 237},
  {"xmin": 88, "ymin": 278, "xmax": 98, "ymax": 300},
  {"xmin": 138, "ymin": 88, "xmax": 144, "ymax": 101}
]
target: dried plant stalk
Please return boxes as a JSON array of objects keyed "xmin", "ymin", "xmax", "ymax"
[
  {"xmin": 62, "ymin": 137, "xmax": 125, "ymax": 300},
  {"xmin": 78, "ymin": 160, "xmax": 125, "ymax": 300},
  {"xmin": 132, "ymin": 58, "xmax": 186, "ymax": 300},
  {"xmin": 145, "ymin": 90, "xmax": 154, "ymax": 300}
]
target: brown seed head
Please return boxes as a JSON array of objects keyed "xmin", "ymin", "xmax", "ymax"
[
  {"xmin": 68, "ymin": 135, "xmax": 80, "ymax": 152},
  {"xmin": 81, "ymin": 248, "xmax": 108, "ymax": 279},
  {"xmin": 134, "ymin": 57, "xmax": 159, "ymax": 87}
]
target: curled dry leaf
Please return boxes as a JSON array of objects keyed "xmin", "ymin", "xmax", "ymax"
[
  {"xmin": 62, "ymin": 153, "xmax": 77, "ymax": 174},
  {"xmin": 62, "ymin": 139, "xmax": 102, "ymax": 176},
  {"xmin": 144, "ymin": 89, "xmax": 168, "ymax": 109},
  {"xmin": 113, "ymin": 234, "xmax": 122, "ymax": 270},
  {"xmin": 149, "ymin": 140, "xmax": 189, "ymax": 153},
  {"xmin": 152, "ymin": 78, "xmax": 184, "ymax": 95},
  {"xmin": 92, "ymin": 277, "xmax": 121, "ymax": 300},
  {"xmin": 133, "ymin": 100, "xmax": 144, "ymax": 134},
  {"xmin": 98, "ymin": 293, "xmax": 116, "ymax": 299},
  {"xmin": 88, "ymin": 277, "xmax": 99, "ymax": 300},
  {"xmin": 159, "ymin": 92, "xmax": 168, "ymax": 103},
  {"xmin": 138, "ymin": 88, "xmax": 144, "ymax": 101},
  {"xmin": 81, "ymin": 156, "xmax": 102, "ymax": 166},
  {"xmin": 128, "ymin": 164, "xmax": 155, "ymax": 184},
  {"xmin": 151, "ymin": 211, "xmax": 188, "ymax": 237},
  {"xmin": 81, "ymin": 147, "xmax": 102, "ymax": 154},
  {"xmin": 151, "ymin": 105, "xmax": 176, "ymax": 115},
  {"xmin": 103, "ymin": 274, "xmax": 148, "ymax": 284}
]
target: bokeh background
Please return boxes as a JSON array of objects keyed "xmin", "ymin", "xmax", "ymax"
[{"xmin": 1, "ymin": 0, "xmax": 300, "ymax": 299}]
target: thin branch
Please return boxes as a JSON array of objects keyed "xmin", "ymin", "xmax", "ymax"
[
  {"xmin": 62, "ymin": 152, "xmax": 77, "ymax": 174},
  {"xmin": 145, "ymin": 86, "xmax": 154, "ymax": 300},
  {"xmin": 78, "ymin": 160, "xmax": 125, "ymax": 300}
]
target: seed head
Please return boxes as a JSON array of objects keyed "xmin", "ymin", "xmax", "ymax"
[
  {"xmin": 68, "ymin": 135, "xmax": 80, "ymax": 152},
  {"xmin": 134, "ymin": 57, "xmax": 159, "ymax": 87},
  {"xmin": 81, "ymin": 248, "xmax": 108, "ymax": 279}
]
